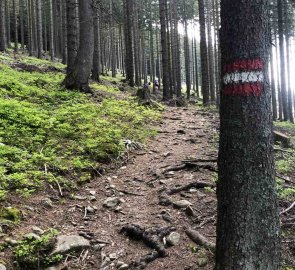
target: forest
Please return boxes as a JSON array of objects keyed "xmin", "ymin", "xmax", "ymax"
[{"xmin": 0, "ymin": 0, "xmax": 294, "ymax": 269}]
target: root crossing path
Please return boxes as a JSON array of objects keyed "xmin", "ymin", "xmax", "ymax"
[{"xmin": 6, "ymin": 107, "xmax": 220, "ymax": 270}]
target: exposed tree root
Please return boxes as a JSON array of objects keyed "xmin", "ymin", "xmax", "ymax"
[
  {"xmin": 120, "ymin": 224, "xmax": 176, "ymax": 268},
  {"xmin": 166, "ymin": 181, "xmax": 215, "ymax": 195},
  {"xmin": 185, "ymin": 228, "xmax": 216, "ymax": 252}
]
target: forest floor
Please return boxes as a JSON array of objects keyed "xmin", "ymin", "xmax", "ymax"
[{"xmin": 0, "ymin": 53, "xmax": 294, "ymax": 270}]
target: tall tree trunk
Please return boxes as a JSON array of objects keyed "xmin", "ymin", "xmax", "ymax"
[
  {"xmin": 286, "ymin": 34, "xmax": 293, "ymax": 123},
  {"xmin": 198, "ymin": 0, "xmax": 210, "ymax": 105},
  {"xmin": 0, "ymin": 0, "xmax": 6, "ymax": 51},
  {"xmin": 92, "ymin": 3, "xmax": 101, "ymax": 82},
  {"xmin": 19, "ymin": 0, "xmax": 24, "ymax": 49},
  {"xmin": 66, "ymin": 0, "xmax": 78, "ymax": 71},
  {"xmin": 13, "ymin": 0, "xmax": 18, "ymax": 53},
  {"xmin": 184, "ymin": 15, "xmax": 191, "ymax": 99},
  {"xmin": 64, "ymin": 0, "xmax": 94, "ymax": 93},
  {"xmin": 49, "ymin": 0, "xmax": 54, "ymax": 60},
  {"xmin": 110, "ymin": 0, "xmax": 116, "ymax": 78},
  {"xmin": 159, "ymin": 0, "xmax": 171, "ymax": 100},
  {"xmin": 216, "ymin": 0, "xmax": 280, "ymax": 269},
  {"xmin": 36, "ymin": 0, "xmax": 43, "ymax": 58},
  {"xmin": 61, "ymin": 0, "xmax": 67, "ymax": 64},
  {"xmin": 5, "ymin": 0, "xmax": 11, "ymax": 48},
  {"xmin": 270, "ymin": 45, "xmax": 277, "ymax": 120},
  {"xmin": 124, "ymin": 0, "xmax": 134, "ymax": 87},
  {"xmin": 278, "ymin": 0, "xmax": 288, "ymax": 121},
  {"xmin": 194, "ymin": 38, "xmax": 200, "ymax": 97},
  {"xmin": 207, "ymin": 0, "xmax": 215, "ymax": 102}
]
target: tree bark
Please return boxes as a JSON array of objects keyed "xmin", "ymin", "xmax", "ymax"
[
  {"xmin": 36, "ymin": 0, "xmax": 43, "ymax": 58},
  {"xmin": 198, "ymin": 0, "xmax": 210, "ymax": 105},
  {"xmin": 13, "ymin": 0, "xmax": 18, "ymax": 53},
  {"xmin": 124, "ymin": 0, "xmax": 134, "ymax": 87},
  {"xmin": 278, "ymin": 0, "xmax": 288, "ymax": 121},
  {"xmin": 216, "ymin": 0, "xmax": 280, "ymax": 269},
  {"xmin": 64, "ymin": 0, "xmax": 94, "ymax": 93},
  {"xmin": 159, "ymin": 0, "xmax": 171, "ymax": 100},
  {"xmin": 92, "ymin": 2, "xmax": 101, "ymax": 82},
  {"xmin": 66, "ymin": 0, "xmax": 78, "ymax": 72},
  {"xmin": 0, "ymin": 0, "xmax": 6, "ymax": 51}
]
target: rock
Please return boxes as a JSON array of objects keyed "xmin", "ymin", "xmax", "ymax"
[
  {"xmin": 5, "ymin": 238, "xmax": 18, "ymax": 246},
  {"xmin": 52, "ymin": 235, "xmax": 90, "ymax": 255},
  {"xmin": 109, "ymin": 253, "xmax": 117, "ymax": 260},
  {"xmin": 118, "ymin": 264, "xmax": 129, "ymax": 270},
  {"xmin": 0, "ymin": 264, "xmax": 6, "ymax": 270},
  {"xmin": 88, "ymin": 196, "xmax": 96, "ymax": 201},
  {"xmin": 32, "ymin": 226, "xmax": 44, "ymax": 235},
  {"xmin": 86, "ymin": 206, "xmax": 96, "ymax": 213},
  {"xmin": 42, "ymin": 198, "xmax": 53, "ymax": 208},
  {"xmin": 89, "ymin": 190, "xmax": 96, "ymax": 196},
  {"xmin": 197, "ymin": 257, "xmax": 208, "ymax": 267},
  {"xmin": 103, "ymin": 197, "xmax": 120, "ymax": 209},
  {"xmin": 25, "ymin": 233, "xmax": 41, "ymax": 240},
  {"xmin": 116, "ymin": 261, "xmax": 125, "ymax": 267},
  {"xmin": 166, "ymin": 232, "xmax": 180, "ymax": 246},
  {"xmin": 173, "ymin": 200, "xmax": 192, "ymax": 208},
  {"xmin": 185, "ymin": 206, "xmax": 195, "ymax": 217},
  {"xmin": 73, "ymin": 195, "xmax": 87, "ymax": 201}
]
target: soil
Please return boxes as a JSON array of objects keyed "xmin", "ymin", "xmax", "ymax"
[{"xmin": 1, "ymin": 106, "xmax": 294, "ymax": 270}]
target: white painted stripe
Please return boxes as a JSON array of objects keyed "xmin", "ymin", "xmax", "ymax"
[{"xmin": 223, "ymin": 71, "xmax": 264, "ymax": 85}]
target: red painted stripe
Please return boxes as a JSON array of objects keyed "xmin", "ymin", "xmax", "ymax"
[
  {"xmin": 223, "ymin": 82, "xmax": 263, "ymax": 96},
  {"xmin": 223, "ymin": 58, "xmax": 264, "ymax": 73}
]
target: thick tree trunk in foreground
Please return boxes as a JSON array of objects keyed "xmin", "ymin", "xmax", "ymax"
[
  {"xmin": 216, "ymin": 0, "xmax": 280, "ymax": 269},
  {"xmin": 64, "ymin": 0, "xmax": 94, "ymax": 92}
]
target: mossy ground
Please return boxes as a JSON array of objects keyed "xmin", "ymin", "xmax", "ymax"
[{"xmin": 0, "ymin": 52, "xmax": 160, "ymax": 200}]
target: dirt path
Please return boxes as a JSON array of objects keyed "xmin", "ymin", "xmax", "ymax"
[{"xmin": 3, "ymin": 107, "xmax": 220, "ymax": 269}]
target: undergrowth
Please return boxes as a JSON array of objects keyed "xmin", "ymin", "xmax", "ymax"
[
  {"xmin": 13, "ymin": 229, "xmax": 61, "ymax": 269},
  {"xmin": 0, "ymin": 53, "xmax": 160, "ymax": 200}
]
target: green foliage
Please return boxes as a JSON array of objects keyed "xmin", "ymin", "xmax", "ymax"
[
  {"xmin": 13, "ymin": 229, "xmax": 62, "ymax": 269},
  {"xmin": 0, "ymin": 207, "xmax": 21, "ymax": 224},
  {"xmin": 276, "ymin": 158, "xmax": 293, "ymax": 174},
  {"xmin": 0, "ymin": 53, "xmax": 160, "ymax": 199}
]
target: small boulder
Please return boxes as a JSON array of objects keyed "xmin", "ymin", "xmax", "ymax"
[
  {"xmin": 103, "ymin": 197, "xmax": 120, "ymax": 209},
  {"xmin": 0, "ymin": 264, "xmax": 6, "ymax": 270},
  {"xmin": 52, "ymin": 235, "xmax": 90, "ymax": 255},
  {"xmin": 166, "ymin": 232, "xmax": 180, "ymax": 246},
  {"xmin": 173, "ymin": 200, "xmax": 192, "ymax": 208}
]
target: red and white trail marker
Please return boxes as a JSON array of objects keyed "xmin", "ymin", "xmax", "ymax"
[{"xmin": 222, "ymin": 58, "xmax": 264, "ymax": 96}]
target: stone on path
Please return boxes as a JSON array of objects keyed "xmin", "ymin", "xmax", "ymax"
[
  {"xmin": 166, "ymin": 232, "xmax": 180, "ymax": 246},
  {"xmin": 103, "ymin": 197, "xmax": 120, "ymax": 209},
  {"xmin": 52, "ymin": 235, "xmax": 90, "ymax": 255},
  {"xmin": 173, "ymin": 200, "xmax": 192, "ymax": 208},
  {"xmin": 0, "ymin": 264, "xmax": 6, "ymax": 270}
]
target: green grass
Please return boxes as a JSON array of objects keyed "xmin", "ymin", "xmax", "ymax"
[{"xmin": 0, "ymin": 53, "xmax": 160, "ymax": 200}]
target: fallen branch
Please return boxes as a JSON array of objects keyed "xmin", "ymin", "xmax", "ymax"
[
  {"xmin": 185, "ymin": 228, "xmax": 216, "ymax": 252},
  {"xmin": 280, "ymin": 201, "xmax": 295, "ymax": 215},
  {"xmin": 166, "ymin": 181, "xmax": 215, "ymax": 195}
]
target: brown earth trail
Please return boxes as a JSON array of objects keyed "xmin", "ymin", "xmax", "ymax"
[{"xmin": 3, "ymin": 106, "xmax": 293, "ymax": 270}]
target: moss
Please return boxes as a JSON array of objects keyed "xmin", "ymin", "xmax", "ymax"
[
  {"xmin": 0, "ymin": 207, "xmax": 21, "ymax": 223},
  {"xmin": 0, "ymin": 52, "xmax": 161, "ymax": 200}
]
